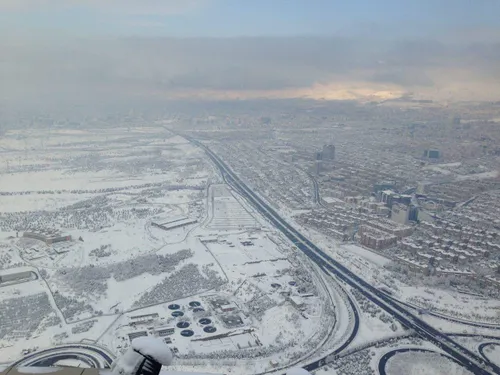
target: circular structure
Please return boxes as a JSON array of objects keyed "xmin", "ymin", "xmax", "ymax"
[
  {"xmin": 193, "ymin": 307, "xmax": 205, "ymax": 313},
  {"xmin": 478, "ymin": 342, "xmax": 500, "ymax": 367},
  {"xmin": 288, "ymin": 281, "xmax": 297, "ymax": 286},
  {"xmin": 177, "ymin": 321, "xmax": 190, "ymax": 329},
  {"xmin": 180, "ymin": 329, "xmax": 194, "ymax": 337},
  {"xmin": 168, "ymin": 304, "xmax": 181, "ymax": 310},
  {"xmin": 379, "ymin": 349, "xmax": 473, "ymax": 375},
  {"xmin": 271, "ymin": 283, "xmax": 281, "ymax": 288},
  {"xmin": 189, "ymin": 301, "xmax": 201, "ymax": 307},
  {"xmin": 31, "ymin": 354, "xmax": 94, "ymax": 368},
  {"xmin": 203, "ymin": 326, "xmax": 217, "ymax": 333},
  {"xmin": 171, "ymin": 310, "xmax": 184, "ymax": 317},
  {"xmin": 199, "ymin": 318, "xmax": 212, "ymax": 325},
  {"xmin": 11, "ymin": 344, "xmax": 114, "ymax": 369}
]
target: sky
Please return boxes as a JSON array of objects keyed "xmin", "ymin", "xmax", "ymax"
[
  {"xmin": 1, "ymin": 0, "xmax": 500, "ymax": 107},
  {"xmin": 1, "ymin": 0, "xmax": 500, "ymax": 39}
]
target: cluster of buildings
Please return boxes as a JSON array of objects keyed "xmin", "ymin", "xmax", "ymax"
[
  {"xmin": 394, "ymin": 204, "xmax": 500, "ymax": 282},
  {"xmin": 427, "ymin": 179, "xmax": 500, "ymax": 207},
  {"xmin": 121, "ymin": 296, "xmax": 248, "ymax": 352},
  {"xmin": 313, "ymin": 144, "xmax": 335, "ymax": 176},
  {"xmin": 213, "ymin": 141, "xmax": 314, "ymax": 210},
  {"xmin": 358, "ymin": 226, "xmax": 397, "ymax": 251},
  {"xmin": 22, "ymin": 229, "xmax": 71, "ymax": 245},
  {"xmin": 296, "ymin": 196, "xmax": 414, "ymax": 251},
  {"xmin": 186, "ymin": 106, "xmax": 500, "ymax": 286}
]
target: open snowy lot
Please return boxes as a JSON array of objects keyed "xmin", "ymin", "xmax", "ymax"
[
  {"xmin": 0, "ymin": 127, "xmax": 333, "ymax": 373},
  {"xmin": 0, "ymin": 127, "xmax": 215, "ymax": 360},
  {"xmin": 482, "ymin": 343, "xmax": 500, "ymax": 367},
  {"xmin": 397, "ymin": 285, "xmax": 500, "ymax": 323},
  {"xmin": 385, "ymin": 351, "xmax": 473, "ymax": 375}
]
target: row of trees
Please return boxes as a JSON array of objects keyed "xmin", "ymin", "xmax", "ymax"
[
  {"xmin": 0, "ymin": 293, "xmax": 54, "ymax": 340},
  {"xmin": 133, "ymin": 263, "xmax": 225, "ymax": 308},
  {"xmin": 0, "ymin": 204, "xmax": 163, "ymax": 232},
  {"xmin": 56, "ymin": 249, "xmax": 194, "ymax": 299},
  {"xmin": 0, "ymin": 182, "xmax": 197, "ymax": 196}
]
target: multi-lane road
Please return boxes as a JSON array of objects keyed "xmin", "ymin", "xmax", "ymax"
[{"xmin": 186, "ymin": 136, "xmax": 499, "ymax": 375}]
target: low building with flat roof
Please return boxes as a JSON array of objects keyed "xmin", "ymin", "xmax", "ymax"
[
  {"xmin": 127, "ymin": 331, "xmax": 148, "ymax": 342},
  {"xmin": 289, "ymin": 296, "xmax": 305, "ymax": 310},
  {"xmin": 155, "ymin": 327, "xmax": 175, "ymax": 337},
  {"xmin": 23, "ymin": 229, "xmax": 71, "ymax": 245},
  {"xmin": 129, "ymin": 313, "xmax": 159, "ymax": 325}
]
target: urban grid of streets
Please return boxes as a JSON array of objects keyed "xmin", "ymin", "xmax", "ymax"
[{"xmin": 185, "ymin": 133, "xmax": 499, "ymax": 375}]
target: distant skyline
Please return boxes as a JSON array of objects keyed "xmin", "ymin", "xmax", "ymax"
[{"xmin": 1, "ymin": 0, "xmax": 500, "ymax": 40}]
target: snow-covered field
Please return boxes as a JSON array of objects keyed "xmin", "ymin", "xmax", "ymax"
[
  {"xmin": 4, "ymin": 126, "xmax": 493, "ymax": 375},
  {"xmin": 397, "ymin": 285, "xmax": 500, "ymax": 324},
  {"xmin": 385, "ymin": 351, "xmax": 473, "ymax": 375},
  {"xmin": 0, "ymin": 127, "xmax": 335, "ymax": 374},
  {"xmin": 482, "ymin": 343, "xmax": 500, "ymax": 367}
]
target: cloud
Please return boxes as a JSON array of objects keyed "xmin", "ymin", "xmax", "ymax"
[
  {"xmin": 0, "ymin": 0, "xmax": 209, "ymax": 15},
  {"xmin": 1, "ymin": 36, "xmax": 500, "ymax": 108}
]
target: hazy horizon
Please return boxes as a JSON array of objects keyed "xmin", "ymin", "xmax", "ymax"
[{"xmin": 1, "ymin": 0, "xmax": 500, "ymax": 107}]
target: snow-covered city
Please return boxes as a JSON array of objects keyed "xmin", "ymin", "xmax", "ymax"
[
  {"xmin": 2, "ymin": 2, "xmax": 500, "ymax": 375},
  {"xmin": 1, "ymin": 114, "xmax": 500, "ymax": 375}
]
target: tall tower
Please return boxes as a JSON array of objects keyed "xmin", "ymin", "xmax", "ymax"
[
  {"xmin": 322, "ymin": 144, "xmax": 335, "ymax": 160},
  {"xmin": 451, "ymin": 115, "xmax": 461, "ymax": 126},
  {"xmin": 313, "ymin": 160, "xmax": 322, "ymax": 176}
]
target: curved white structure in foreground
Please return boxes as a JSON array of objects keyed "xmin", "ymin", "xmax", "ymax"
[{"xmin": 2, "ymin": 338, "xmax": 311, "ymax": 375}]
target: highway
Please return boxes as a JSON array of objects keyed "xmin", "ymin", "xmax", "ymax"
[
  {"xmin": 387, "ymin": 294, "xmax": 500, "ymax": 331},
  {"xmin": 187, "ymin": 136, "xmax": 499, "ymax": 375},
  {"xmin": 302, "ymin": 268, "xmax": 360, "ymax": 373}
]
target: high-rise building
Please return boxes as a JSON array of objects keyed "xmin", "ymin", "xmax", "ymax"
[
  {"xmin": 322, "ymin": 144, "xmax": 335, "ymax": 160},
  {"xmin": 313, "ymin": 160, "xmax": 322, "ymax": 176},
  {"xmin": 428, "ymin": 150, "xmax": 440, "ymax": 159},
  {"xmin": 423, "ymin": 149, "xmax": 440, "ymax": 159},
  {"xmin": 391, "ymin": 203, "xmax": 410, "ymax": 225},
  {"xmin": 314, "ymin": 151, "xmax": 323, "ymax": 161},
  {"xmin": 379, "ymin": 190, "xmax": 396, "ymax": 207},
  {"xmin": 408, "ymin": 205, "xmax": 419, "ymax": 222}
]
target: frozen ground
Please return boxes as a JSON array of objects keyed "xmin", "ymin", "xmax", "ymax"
[
  {"xmin": 397, "ymin": 285, "xmax": 500, "ymax": 323},
  {"xmin": 385, "ymin": 351, "xmax": 473, "ymax": 375},
  {"xmin": 0, "ymin": 128, "xmax": 214, "ymax": 359},
  {"xmin": 4, "ymin": 126, "xmax": 483, "ymax": 374},
  {"xmin": 314, "ymin": 367, "xmax": 338, "ymax": 375},
  {"xmin": 482, "ymin": 343, "xmax": 500, "ymax": 367},
  {"xmin": 0, "ymin": 127, "xmax": 335, "ymax": 373}
]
